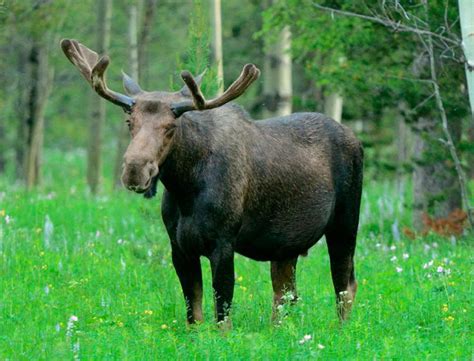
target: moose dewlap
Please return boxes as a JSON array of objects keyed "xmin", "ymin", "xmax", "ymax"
[{"xmin": 61, "ymin": 38, "xmax": 363, "ymax": 326}]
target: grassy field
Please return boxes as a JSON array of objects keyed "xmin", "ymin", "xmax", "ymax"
[{"xmin": 0, "ymin": 149, "xmax": 472, "ymax": 360}]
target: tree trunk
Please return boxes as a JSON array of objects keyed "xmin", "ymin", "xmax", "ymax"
[
  {"xmin": 138, "ymin": 0, "xmax": 157, "ymax": 87},
  {"xmin": 24, "ymin": 40, "xmax": 51, "ymax": 190},
  {"xmin": 396, "ymin": 108, "xmax": 410, "ymax": 193},
  {"xmin": 113, "ymin": 2, "xmax": 139, "ymax": 188},
  {"xmin": 458, "ymin": 0, "xmax": 474, "ymax": 120},
  {"xmin": 15, "ymin": 40, "xmax": 31, "ymax": 180},
  {"xmin": 468, "ymin": 123, "xmax": 474, "ymax": 179},
  {"xmin": 263, "ymin": 23, "xmax": 292, "ymax": 117},
  {"xmin": 0, "ymin": 122, "xmax": 5, "ymax": 175},
  {"xmin": 324, "ymin": 92, "xmax": 343, "ymax": 123},
  {"xmin": 412, "ymin": 117, "xmax": 462, "ymax": 230},
  {"xmin": 87, "ymin": 0, "xmax": 112, "ymax": 194},
  {"xmin": 211, "ymin": 0, "xmax": 224, "ymax": 94}
]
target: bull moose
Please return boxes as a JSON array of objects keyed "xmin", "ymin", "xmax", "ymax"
[{"xmin": 61, "ymin": 39, "xmax": 363, "ymax": 326}]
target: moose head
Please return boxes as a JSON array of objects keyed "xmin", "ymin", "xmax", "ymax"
[{"xmin": 60, "ymin": 39, "xmax": 260, "ymax": 197}]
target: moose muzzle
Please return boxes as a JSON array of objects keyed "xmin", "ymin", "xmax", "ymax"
[{"xmin": 121, "ymin": 160, "xmax": 159, "ymax": 193}]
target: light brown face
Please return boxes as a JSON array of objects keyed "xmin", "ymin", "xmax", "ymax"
[
  {"xmin": 60, "ymin": 39, "xmax": 259, "ymax": 197},
  {"xmin": 120, "ymin": 94, "xmax": 179, "ymax": 194}
]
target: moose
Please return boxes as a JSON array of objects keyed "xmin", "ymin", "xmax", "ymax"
[{"xmin": 61, "ymin": 39, "xmax": 363, "ymax": 326}]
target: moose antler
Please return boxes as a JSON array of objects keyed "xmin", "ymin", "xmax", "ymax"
[
  {"xmin": 60, "ymin": 39, "xmax": 134, "ymax": 112},
  {"xmin": 172, "ymin": 63, "xmax": 260, "ymax": 117}
]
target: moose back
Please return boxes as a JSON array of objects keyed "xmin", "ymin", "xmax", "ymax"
[{"xmin": 61, "ymin": 39, "xmax": 363, "ymax": 326}]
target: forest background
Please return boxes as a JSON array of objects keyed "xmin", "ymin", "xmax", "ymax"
[{"xmin": 0, "ymin": 0, "xmax": 472, "ymax": 359}]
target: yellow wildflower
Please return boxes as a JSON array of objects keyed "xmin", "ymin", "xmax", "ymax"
[
  {"xmin": 161, "ymin": 324, "xmax": 168, "ymax": 329},
  {"xmin": 117, "ymin": 321, "xmax": 124, "ymax": 327},
  {"xmin": 144, "ymin": 310, "xmax": 153, "ymax": 315},
  {"xmin": 35, "ymin": 228, "xmax": 42, "ymax": 234},
  {"xmin": 443, "ymin": 315, "xmax": 454, "ymax": 322},
  {"xmin": 237, "ymin": 276, "xmax": 243, "ymax": 282},
  {"xmin": 441, "ymin": 304, "xmax": 448, "ymax": 313},
  {"xmin": 0, "ymin": 210, "xmax": 5, "ymax": 217}
]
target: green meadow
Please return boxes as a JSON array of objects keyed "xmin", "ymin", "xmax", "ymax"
[{"xmin": 0, "ymin": 150, "xmax": 472, "ymax": 360}]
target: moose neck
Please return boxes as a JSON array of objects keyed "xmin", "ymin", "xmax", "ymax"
[{"xmin": 158, "ymin": 114, "xmax": 211, "ymax": 194}]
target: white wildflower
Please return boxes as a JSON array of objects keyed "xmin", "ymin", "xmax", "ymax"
[
  {"xmin": 437, "ymin": 266, "xmax": 444, "ymax": 273},
  {"xmin": 423, "ymin": 260, "xmax": 434, "ymax": 269},
  {"xmin": 66, "ymin": 315, "xmax": 79, "ymax": 337},
  {"xmin": 390, "ymin": 245, "xmax": 396, "ymax": 251},
  {"xmin": 403, "ymin": 253, "xmax": 409, "ymax": 260},
  {"xmin": 317, "ymin": 343, "xmax": 325, "ymax": 349},
  {"xmin": 390, "ymin": 256, "xmax": 397, "ymax": 262},
  {"xmin": 44, "ymin": 215, "xmax": 54, "ymax": 249},
  {"xmin": 396, "ymin": 266, "xmax": 403, "ymax": 273},
  {"xmin": 72, "ymin": 340, "xmax": 80, "ymax": 360},
  {"xmin": 391, "ymin": 220, "xmax": 400, "ymax": 242},
  {"xmin": 298, "ymin": 334, "xmax": 312, "ymax": 345}
]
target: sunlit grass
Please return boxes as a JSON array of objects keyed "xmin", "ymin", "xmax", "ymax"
[{"xmin": 0, "ymin": 150, "xmax": 472, "ymax": 359}]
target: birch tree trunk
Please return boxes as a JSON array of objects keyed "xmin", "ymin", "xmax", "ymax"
[
  {"xmin": 263, "ymin": 24, "xmax": 292, "ymax": 117},
  {"xmin": 458, "ymin": 1, "xmax": 474, "ymax": 177},
  {"xmin": 324, "ymin": 92, "xmax": 343, "ymax": 123},
  {"xmin": 211, "ymin": 0, "xmax": 224, "ymax": 94},
  {"xmin": 87, "ymin": 0, "xmax": 112, "ymax": 194},
  {"xmin": 458, "ymin": 0, "xmax": 474, "ymax": 120},
  {"xmin": 25, "ymin": 40, "xmax": 52, "ymax": 190},
  {"xmin": 113, "ymin": 2, "xmax": 139, "ymax": 187}
]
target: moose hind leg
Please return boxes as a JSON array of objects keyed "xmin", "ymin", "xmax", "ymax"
[
  {"xmin": 171, "ymin": 249, "xmax": 204, "ymax": 325},
  {"xmin": 326, "ymin": 225, "xmax": 358, "ymax": 321},
  {"xmin": 209, "ymin": 245, "xmax": 235, "ymax": 328},
  {"xmin": 271, "ymin": 257, "xmax": 298, "ymax": 321}
]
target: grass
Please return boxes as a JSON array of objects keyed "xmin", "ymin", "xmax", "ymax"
[{"xmin": 0, "ymin": 149, "xmax": 472, "ymax": 360}]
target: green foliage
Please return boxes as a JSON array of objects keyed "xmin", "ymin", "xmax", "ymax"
[
  {"xmin": 259, "ymin": 0, "xmax": 471, "ymax": 180},
  {"xmin": 0, "ymin": 150, "xmax": 472, "ymax": 359},
  {"xmin": 174, "ymin": 0, "xmax": 219, "ymax": 97}
]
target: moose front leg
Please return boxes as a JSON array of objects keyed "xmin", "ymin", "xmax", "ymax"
[
  {"xmin": 209, "ymin": 245, "xmax": 235, "ymax": 329},
  {"xmin": 171, "ymin": 249, "xmax": 203, "ymax": 325},
  {"xmin": 271, "ymin": 257, "xmax": 298, "ymax": 321}
]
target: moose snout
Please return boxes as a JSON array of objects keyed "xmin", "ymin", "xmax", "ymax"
[{"xmin": 121, "ymin": 160, "xmax": 158, "ymax": 193}]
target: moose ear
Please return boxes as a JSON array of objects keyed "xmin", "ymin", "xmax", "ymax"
[
  {"xmin": 122, "ymin": 71, "xmax": 142, "ymax": 96},
  {"xmin": 180, "ymin": 70, "xmax": 206, "ymax": 96}
]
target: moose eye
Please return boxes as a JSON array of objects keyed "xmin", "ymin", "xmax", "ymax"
[{"xmin": 125, "ymin": 119, "xmax": 132, "ymax": 130}]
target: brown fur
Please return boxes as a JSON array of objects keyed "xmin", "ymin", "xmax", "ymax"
[{"xmin": 62, "ymin": 41, "xmax": 363, "ymax": 325}]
